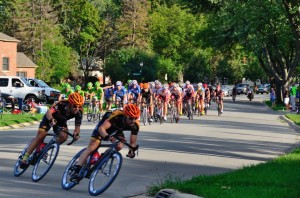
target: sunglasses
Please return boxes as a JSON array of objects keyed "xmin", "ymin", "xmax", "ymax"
[
  {"xmin": 127, "ymin": 117, "xmax": 137, "ymax": 121},
  {"xmin": 72, "ymin": 105, "xmax": 81, "ymax": 109}
]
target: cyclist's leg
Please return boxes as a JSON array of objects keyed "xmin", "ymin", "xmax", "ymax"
[
  {"xmin": 56, "ymin": 125, "xmax": 69, "ymax": 144},
  {"xmin": 163, "ymin": 100, "xmax": 168, "ymax": 120},
  {"xmin": 200, "ymin": 99, "xmax": 204, "ymax": 114},
  {"xmin": 21, "ymin": 118, "xmax": 50, "ymax": 167}
]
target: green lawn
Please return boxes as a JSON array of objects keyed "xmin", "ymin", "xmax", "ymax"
[
  {"xmin": 147, "ymin": 101, "xmax": 300, "ymax": 197},
  {"xmin": 0, "ymin": 113, "xmax": 44, "ymax": 127},
  {"xmin": 147, "ymin": 148, "xmax": 300, "ymax": 197}
]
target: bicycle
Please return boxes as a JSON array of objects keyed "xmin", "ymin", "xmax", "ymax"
[
  {"xmin": 140, "ymin": 101, "xmax": 151, "ymax": 126},
  {"xmin": 61, "ymin": 131, "xmax": 139, "ymax": 196},
  {"xmin": 14, "ymin": 126, "xmax": 75, "ymax": 182},
  {"xmin": 216, "ymin": 97, "xmax": 222, "ymax": 116},
  {"xmin": 87, "ymin": 99, "xmax": 102, "ymax": 123},
  {"xmin": 204, "ymin": 98, "xmax": 209, "ymax": 115},
  {"xmin": 153, "ymin": 99, "xmax": 164, "ymax": 124},
  {"xmin": 186, "ymin": 98, "xmax": 194, "ymax": 120},
  {"xmin": 169, "ymin": 99, "xmax": 179, "ymax": 123}
]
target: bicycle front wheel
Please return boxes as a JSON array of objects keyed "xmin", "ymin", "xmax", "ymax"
[
  {"xmin": 142, "ymin": 107, "xmax": 148, "ymax": 126},
  {"xmin": 88, "ymin": 152, "xmax": 123, "ymax": 196},
  {"xmin": 14, "ymin": 139, "xmax": 33, "ymax": 177},
  {"xmin": 32, "ymin": 143, "xmax": 59, "ymax": 182},
  {"xmin": 61, "ymin": 148, "xmax": 86, "ymax": 190}
]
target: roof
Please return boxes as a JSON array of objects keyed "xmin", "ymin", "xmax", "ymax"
[
  {"xmin": 0, "ymin": 32, "xmax": 20, "ymax": 42},
  {"xmin": 17, "ymin": 52, "xmax": 38, "ymax": 68}
]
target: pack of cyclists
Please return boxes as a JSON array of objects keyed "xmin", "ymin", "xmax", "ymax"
[{"xmin": 57, "ymin": 79, "xmax": 224, "ymax": 123}]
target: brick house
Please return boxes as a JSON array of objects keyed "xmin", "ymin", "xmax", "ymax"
[{"xmin": 0, "ymin": 32, "xmax": 37, "ymax": 78}]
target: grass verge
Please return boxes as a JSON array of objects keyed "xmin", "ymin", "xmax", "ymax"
[
  {"xmin": 0, "ymin": 114, "xmax": 44, "ymax": 127},
  {"xmin": 147, "ymin": 148, "xmax": 300, "ymax": 197}
]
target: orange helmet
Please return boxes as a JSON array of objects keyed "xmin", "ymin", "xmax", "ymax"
[
  {"xmin": 143, "ymin": 83, "xmax": 149, "ymax": 89},
  {"xmin": 68, "ymin": 92, "xmax": 84, "ymax": 106},
  {"xmin": 124, "ymin": 104, "xmax": 140, "ymax": 119}
]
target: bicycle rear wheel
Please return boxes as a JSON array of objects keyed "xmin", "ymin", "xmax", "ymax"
[
  {"xmin": 217, "ymin": 103, "xmax": 221, "ymax": 116},
  {"xmin": 61, "ymin": 148, "xmax": 86, "ymax": 190},
  {"xmin": 14, "ymin": 139, "xmax": 33, "ymax": 177},
  {"xmin": 32, "ymin": 143, "xmax": 59, "ymax": 182},
  {"xmin": 87, "ymin": 106, "xmax": 93, "ymax": 122},
  {"xmin": 142, "ymin": 107, "xmax": 148, "ymax": 126},
  {"xmin": 93, "ymin": 112, "xmax": 99, "ymax": 123},
  {"xmin": 88, "ymin": 152, "xmax": 123, "ymax": 196}
]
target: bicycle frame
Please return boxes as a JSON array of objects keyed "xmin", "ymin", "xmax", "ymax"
[
  {"xmin": 61, "ymin": 131, "xmax": 139, "ymax": 196},
  {"xmin": 14, "ymin": 126, "xmax": 75, "ymax": 182}
]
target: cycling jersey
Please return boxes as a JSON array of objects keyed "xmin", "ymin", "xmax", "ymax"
[
  {"xmin": 105, "ymin": 87, "xmax": 114, "ymax": 99},
  {"xmin": 128, "ymin": 85, "xmax": 141, "ymax": 99},
  {"xmin": 94, "ymin": 87, "xmax": 103, "ymax": 100},
  {"xmin": 196, "ymin": 88, "xmax": 204, "ymax": 100},
  {"xmin": 141, "ymin": 89, "xmax": 152, "ymax": 104},
  {"xmin": 40, "ymin": 100, "xmax": 83, "ymax": 130},
  {"xmin": 91, "ymin": 110, "xmax": 139, "ymax": 140},
  {"xmin": 114, "ymin": 86, "xmax": 127, "ymax": 99},
  {"xmin": 214, "ymin": 89, "xmax": 223, "ymax": 100},
  {"xmin": 204, "ymin": 88, "xmax": 210, "ymax": 99}
]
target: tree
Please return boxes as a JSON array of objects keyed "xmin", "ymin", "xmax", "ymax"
[
  {"xmin": 35, "ymin": 39, "xmax": 78, "ymax": 83},
  {"xmin": 149, "ymin": 4, "xmax": 201, "ymax": 81},
  {"xmin": 105, "ymin": 47, "xmax": 157, "ymax": 83},
  {"xmin": 58, "ymin": 0, "xmax": 102, "ymax": 83},
  {"xmin": 115, "ymin": 0, "xmax": 150, "ymax": 49},
  {"xmin": 206, "ymin": 0, "xmax": 300, "ymax": 102}
]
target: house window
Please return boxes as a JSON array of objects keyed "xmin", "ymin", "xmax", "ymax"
[
  {"xmin": 3, "ymin": 57, "xmax": 9, "ymax": 71},
  {"xmin": 16, "ymin": 71, "xmax": 27, "ymax": 78}
]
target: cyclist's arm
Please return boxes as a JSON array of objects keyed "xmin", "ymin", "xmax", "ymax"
[{"xmin": 98, "ymin": 119, "xmax": 112, "ymax": 139}]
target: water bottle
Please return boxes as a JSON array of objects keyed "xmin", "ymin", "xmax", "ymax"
[
  {"xmin": 36, "ymin": 142, "xmax": 47, "ymax": 153},
  {"xmin": 90, "ymin": 151, "xmax": 101, "ymax": 164}
]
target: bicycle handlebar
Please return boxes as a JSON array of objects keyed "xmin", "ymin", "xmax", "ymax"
[
  {"xmin": 101, "ymin": 131, "xmax": 139, "ymax": 152},
  {"xmin": 53, "ymin": 126, "xmax": 76, "ymax": 146}
]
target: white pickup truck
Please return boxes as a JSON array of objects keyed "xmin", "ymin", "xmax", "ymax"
[
  {"xmin": 0, "ymin": 76, "xmax": 46, "ymax": 102},
  {"xmin": 26, "ymin": 78, "xmax": 60, "ymax": 103}
]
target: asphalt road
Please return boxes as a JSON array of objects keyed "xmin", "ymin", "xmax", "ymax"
[{"xmin": 0, "ymin": 93, "xmax": 299, "ymax": 198}]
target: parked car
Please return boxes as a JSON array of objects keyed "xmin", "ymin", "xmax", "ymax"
[
  {"xmin": 0, "ymin": 76, "xmax": 46, "ymax": 102},
  {"xmin": 25, "ymin": 78, "xmax": 60, "ymax": 103},
  {"xmin": 236, "ymin": 83, "xmax": 249, "ymax": 95},
  {"xmin": 221, "ymin": 85, "xmax": 233, "ymax": 96},
  {"xmin": 221, "ymin": 86, "xmax": 230, "ymax": 97},
  {"xmin": 256, "ymin": 84, "xmax": 270, "ymax": 94}
]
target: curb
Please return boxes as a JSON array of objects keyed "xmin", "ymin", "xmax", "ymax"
[
  {"xmin": 0, "ymin": 121, "xmax": 40, "ymax": 130},
  {"xmin": 279, "ymin": 115, "xmax": 300, "ymax": 133}
]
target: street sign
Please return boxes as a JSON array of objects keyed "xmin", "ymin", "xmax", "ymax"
[{"xmin": 133, "ymin": 73, "xmax": 140, "ymax": 76}]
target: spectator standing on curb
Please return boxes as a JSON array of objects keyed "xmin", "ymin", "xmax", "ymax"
[
  {"xmin": 283, "ymin": 87, "xmax": 290, "ymax": 111},
  {"xmin": 290, "ymin": 83, "xmax": 297, "ymax": 111},
  {"xmin": 270, "ymin": 88, "xmax": 276, "ymax": 107}
]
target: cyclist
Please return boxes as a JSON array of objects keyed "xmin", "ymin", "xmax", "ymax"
[
  {"xmin": 70, "ymin": 104, "xmax": 140, "ymax": 183},
  {"xmin": 138, "ymin": 83, "xmax": 154, "ymax": 122},
  {"xmin": 182, "ymin": 81, "xmax": 195, "ymax": 118},
  {"xmin": 75, "ymin": 85, "xmax": 85, "ymax": 98},
  {"xmin": 20, "ymin": 93, "xmax": 84, "ymax": 169},
  {"xmin": 232, "ymin": 84, "xmax": 237, "ymax": 102},
  {"xmin": 155, "ymin": 83, "xmax": 170, "ymax": 121},
  {"xmin": 127, "ymin": 80, "xmax": 141, "ymax": 104},
  {"xmin": 113, "ymin": 81, "xmax": 127, "ymax": 109},
  {"xmin": 214, "ymin": 84, "xmax": 224, "ymax": 113},
  {"xmin": 94, "ymin": 81, "xmax": 104, "ymax": 113},
  {"xmin": 104, "ymin": 83, "xmax": 114, "ymax": 110},
  {"xmin": 170, "ymin": 83, "xmax": 182, "ymax": 120},
  {"xmin": 195, "ymin": 83, "xmax": 205, "ymax": 115},
  {"xmin": 204, "ymin": 84, "xmax": 211, "ymax": 109},
  {"xmin": 58, "ymin": 82, "xmax": 73, "ymax": 101},
  {"xmin": 85, "ymin": 82, "xmax": 95, "ymax": 102}
]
